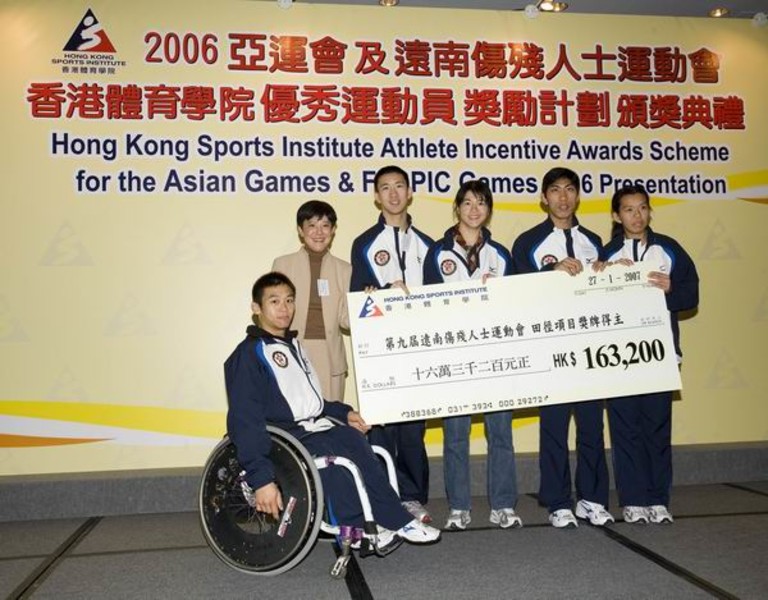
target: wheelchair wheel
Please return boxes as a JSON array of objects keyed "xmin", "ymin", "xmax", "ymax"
[{"xmin": 199, "ymin": 427, "xmax": 324, "ymax": 575}]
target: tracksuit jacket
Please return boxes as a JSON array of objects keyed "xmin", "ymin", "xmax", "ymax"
[
  {"xmin": 225, "ymin": 325, "xmax": 351, "ymax": 490},
  {"xmin": 511, "ymin": 217, "xmax": 602, "ymax": 275},
  {"xmin": 424, "ymin": 226, "xmax": 513, "ymax": 284},
  {"xmin": 349, "ymin": 214, "xmax": 433, "ymax": 291},
  {"xmin": 601, "ymin": 227, "xmax": 699, "ymax": 358},
  {"xmin": 602, "ymin": 229, "xmax": 699, "ymax": 508}
]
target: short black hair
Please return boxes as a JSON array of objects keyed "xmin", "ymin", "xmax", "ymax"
[
  {"xmin": 251, "ymin": 271, "xmax": 296, "ymax": 305},
  {"xmin": 296, "ymin": 200, "xmax": 337, "ymax": 227},
  {"xmin": 454, "ymin": 179, "xmax": 494, "ymax": 219},
  {"xmin": 541, "ymin": 167, "xmax": 580, "ymax": 195},
  {"xmin": 374, "ymin": 165, "xmax": 410, "ymax": 191}
]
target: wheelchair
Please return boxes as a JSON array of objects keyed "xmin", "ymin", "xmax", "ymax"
[{"xmin": 198, "ymin": 425, "xmax": 400, "ymax": 577}]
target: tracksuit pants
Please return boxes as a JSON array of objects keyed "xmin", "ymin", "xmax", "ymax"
[
  {"xmin": 538, "ymin": 400, "xmax": 609, "ymax": 512},
  {"xmin": 608, "ymin": 391, "xmax": 673, "ymax": 507},
  {"xmin": 303, "ymin": 425, "xmax": 413, "ymax": 531}
]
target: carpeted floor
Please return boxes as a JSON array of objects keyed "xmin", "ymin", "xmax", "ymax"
[{"xmin": 2, "ymin": 482, "xmax": 767, "ymax": 599}]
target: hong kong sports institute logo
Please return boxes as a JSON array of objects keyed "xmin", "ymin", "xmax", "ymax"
[
  {"xmin": 64, "ymin": 9, "xmax": 116, "ymax": 53},
  {"xmin": 359, "ymin": 296, "xmax": 384, "ymax": 318}
]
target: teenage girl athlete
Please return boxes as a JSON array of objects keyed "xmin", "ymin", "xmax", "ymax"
[
  {"xmin": 423, "ymin": 180, "xmax": 522, "ymax": 531},
  {"xmin": 601, "ymin": 184, "xmax": 699, "ymax": 524}
]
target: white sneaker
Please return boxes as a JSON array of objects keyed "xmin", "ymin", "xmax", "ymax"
[
  {"xmin": 490, "ymin": 508, "xmax": 523, "ymax": 529},
  {"xmin": 575, "ymin": 499, "xmax": 615, "ymax": 526},
  {"xmin": 623, "ymin": 506, "xmax": 650, "ymax": 524},
  {"xmin": 396, "ymin": 518, "xmax": 441, "ymax": 543},
  {"xmin": 402, "ymin": 500, "xmax": 432, "ymax": 523},
  {"xmin": 648, "ymin": 505, "xmax": 674, "ymax": 524},
  {"xmin": 549, "ymin": 509, "xmax": 578, "ymax": 528},
  {"xmin": 444, "ymin": 509, "xmax": 471, "ymax": 531},
  {"xmin": 374, "ymin": 526, "xmax": 403, "ymax": 555}
]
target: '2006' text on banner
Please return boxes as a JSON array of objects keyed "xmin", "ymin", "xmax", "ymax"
[{"xmin": 348, "ymin": 264, "xmax": 681, "ymax": 425}]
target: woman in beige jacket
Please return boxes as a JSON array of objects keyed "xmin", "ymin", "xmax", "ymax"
[{"xmin": 272, "ymin": 200, "xmax": 352, "ymax": 401}]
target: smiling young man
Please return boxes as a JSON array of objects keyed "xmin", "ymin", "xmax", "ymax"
[
  {"xmin": 225, "ymin": 271, "xmax": 441, "ymax": 549},
  {"xmin": 272, "ymin": 200, "xmax": 352, "ymax": 402},
  {"xmin": 511, "ymin": 167, "xmax": 614, "ymax": 529},
  {"xmin": 350, "ymin": 165, "xmax": 434, "ymax": 525}
]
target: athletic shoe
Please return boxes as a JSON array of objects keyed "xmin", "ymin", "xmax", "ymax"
[
  {"xmin": 396, "ymin": 519, "xmax": 441, "ymax": 543},
  {"xmin": 622, "ymin": 506, "xmax": 650, "ymax": 524},
  {"xmin": 575, "ymin": 499, "xmax": 615, "ymax": 526},
  {"xmin": 549, "ymin": 509, "xmax": 578, "ymax": 528},
  {"xmin": 374, "ymin": 527, "xmax": 403, "ymax": 555},
  {"xmin": 402, "ymin": 500, "xmax": 432, "ymax": 523},
  {"xmin": 489, "ymin": 508, "xmax": 523, "ymax": 529},
  {"xmin": 444, "ymin": 509, "xmax": 472, "ymax": 531},
  {"xmin": 648, "ymin": 505, "xmax": 674, "ymax": 524}
]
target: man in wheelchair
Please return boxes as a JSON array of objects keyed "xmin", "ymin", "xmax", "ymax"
[{"xmin": 225, "ymin": 271, "xmax": 441, "ymax": 555}]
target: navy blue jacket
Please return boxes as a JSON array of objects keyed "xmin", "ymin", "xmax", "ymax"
[
  {"xmin": 601, "ymin": 228, "xmax": 699, "ymax": 357},
  {"xmin": 350, "ymin": 214, "xmax": 434, "ymax": 291},
  {"xmin": 225, "ymin": 325, "xmax": 352, "ymax": 489},
  {"xmin": 511, "ymin": 217, "xmax": 602, "ymax": 274},
  {"xmin": 424, "ymin": 226, "xmax": 513, "ymax": 284}
]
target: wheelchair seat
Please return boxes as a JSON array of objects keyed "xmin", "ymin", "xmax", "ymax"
[{"xmin": 198, "ymin": 426, "xmax": 324, "ymax": 576}]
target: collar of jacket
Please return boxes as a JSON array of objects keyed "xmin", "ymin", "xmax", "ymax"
[
  {"xmin": 546, "ymin": 215, "xmax": 582, "ymax": 231},
  {"xmin": 246, "ymin": 325, "xmax": 298, "ymax": 342},
  {"xmin": 440, "ymin": 225, "xmax": 491, "ymax": 248},
  {"xmin": 377, "ymin": 212, "xmax": 413, "ymax": 230}
]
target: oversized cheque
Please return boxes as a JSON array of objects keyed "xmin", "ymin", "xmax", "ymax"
[{"xmin": 347, "ymin": 264, "xmax": 681, "ymax": 425}]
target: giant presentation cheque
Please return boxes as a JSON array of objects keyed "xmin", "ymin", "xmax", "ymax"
[{"xmin": 348, "ymin": 264, "xmax": 681, "ymax": 425}]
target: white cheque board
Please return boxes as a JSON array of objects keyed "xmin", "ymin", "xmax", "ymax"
[{"xmin": 347, "ymin": 264, "xmax": 681, "ymax": 425}]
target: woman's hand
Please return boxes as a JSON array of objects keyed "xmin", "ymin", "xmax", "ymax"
[
  {"xmin": 593, "ymin": 257, "xmax": 634, "ymax": 271},
  {"xmin": 647, "ymin": 271, "xmax": 671, "ymax": 293}
]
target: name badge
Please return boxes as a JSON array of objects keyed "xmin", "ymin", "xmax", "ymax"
[{"xmin": 317, "ymin": 279, "xmax": 330, "ymax": 297}]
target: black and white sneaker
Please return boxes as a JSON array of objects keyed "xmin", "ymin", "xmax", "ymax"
[
  {"xmin": 648, "ymin": 505, "xmax": 674, "ymax": 524},
  {"xmin": 444, "ymin": 509, "xmax": 471, "ymax": 531},
  {"xmin": 575, "ymin": 499, "xmax": 615, "ymax": 526},
  {"xmin": 397, "ymin": 519, "xmax": 441, "ymax": 543},
  {"xmin": 549, "ymin": 509, "xmax": 578, "ymax": 529},
  {"xmin": 374, "ymin": 527, "xmax": 404, "ymax": 555},
  {"xmin": 490, "ymin": 508, "xmax": 523, "ymax": 529},
  {"xmin": 623, "ymin": 506, "xmax": 650, "ymax": 524}
]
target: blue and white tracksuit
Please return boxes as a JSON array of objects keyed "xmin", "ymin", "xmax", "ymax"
[
  {"xmin": 511, "ymin": 217, "xmax": 609, "ymax": 512},
  {"xmin": 225, "ymin": 325, "xmax": 412, "ymax": 529},
  {"xmin": 601, "ymin": 229, "xmax": 699, "ymax": 507},
  {"xmin": 350, "ymin": 214, "xmax": 434, "ymax": 505},
  {"xmin": 424, "ymin": 226, "xmax": 519, "ymax": 511},
  {"xmin": 350, "ymin": 214, "xmax": 433, "ymax": 291}
]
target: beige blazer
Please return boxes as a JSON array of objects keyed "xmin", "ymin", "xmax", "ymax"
[{"xmin": 272, "ymin": 248, "xmax": 352, "ymax": 375}]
